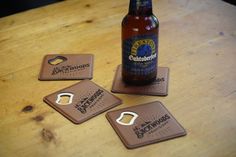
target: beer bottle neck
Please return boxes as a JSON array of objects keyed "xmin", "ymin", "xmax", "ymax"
[{"xmin": 128, "ymin": 0, "xmax": 153, "ymax": 16}]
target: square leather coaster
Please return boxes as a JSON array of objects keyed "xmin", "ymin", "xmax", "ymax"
[
  {"xmin": 44, "ymin": 80, "xmax": 122, "ymax": 124},
  {"xmin": 38, "ymin": 54, "xmax": 94, "ymax": 80},
  {"xmin": 111, "ymin": 65, "xmax": 169, "ymax": 96},
  {"xmin": 106, "ymin": 101, "xmax": 186, "ymax": 149}
]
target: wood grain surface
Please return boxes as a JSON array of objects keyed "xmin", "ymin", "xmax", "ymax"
[{"xmin": 0, "ymin": 0, "xmax": 236, "ymax": 157}]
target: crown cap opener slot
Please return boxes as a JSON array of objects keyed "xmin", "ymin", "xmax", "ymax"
[
  {"xmin": 56, "ymin": 93, "xmax": 74, "ymax": 105},
  {"xmin": 116, "ymin": 112, "xmax": 138, "ymax": 126}
]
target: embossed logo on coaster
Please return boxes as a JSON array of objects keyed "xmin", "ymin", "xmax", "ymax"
[
  {"xmin": 106, "ymin": 101, "xmax": 186, "ymax": 149},
  {"xmin": 39, "ymin": 54, "xmax": 94, "ymax": 80},
  {"xmin": 44, "ymin": 80, "xmax": 122, "ymax": 124}
]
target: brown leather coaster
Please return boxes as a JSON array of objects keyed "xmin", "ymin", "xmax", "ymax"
[
  {"xmin": 106, "ymin": 101, "xmax": 186, "ymax": 149},
  {"xmin": 111, "ymin": 65, "xmax": 169, "ymax": 96},
  {"xmin": 38, "ymin": 54, "xmax": 94, "ymax": 80},
  {"xmin": 44, "ymin": 80, "xmax": 122, "ymax": 124}
]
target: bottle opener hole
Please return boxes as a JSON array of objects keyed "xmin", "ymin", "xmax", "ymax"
[
  {"xmin": 56, "ymin": 93, "xmax": 74, "ymax": 105},
  {"xmin": 116, "ymin": 112, "xmax": 138, "ymax": 126},
  {"xmin": 48, "ymin": 56, "xmax": 67, "ymax": 65}
]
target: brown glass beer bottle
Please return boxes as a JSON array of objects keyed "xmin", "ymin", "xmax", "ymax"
[{"xmin": 122, "ymin": 0, "xmax": 159, "ymax": 85}]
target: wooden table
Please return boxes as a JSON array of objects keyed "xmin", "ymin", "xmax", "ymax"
[{"xmin": 0, "ymin": 0, "xmax": 236, "ymax": 156}]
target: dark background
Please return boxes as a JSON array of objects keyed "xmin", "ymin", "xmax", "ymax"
[
  {"xmin": 223, "ymin": 0, "xmax": 236, "ymax": 5},
  {"xmin": 0, "ymin": 0, "xmax": 235, "ymax": 18},
  {"xmin": 0, "ymin": 0, "xmax": 63, "ymax": 18}
]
